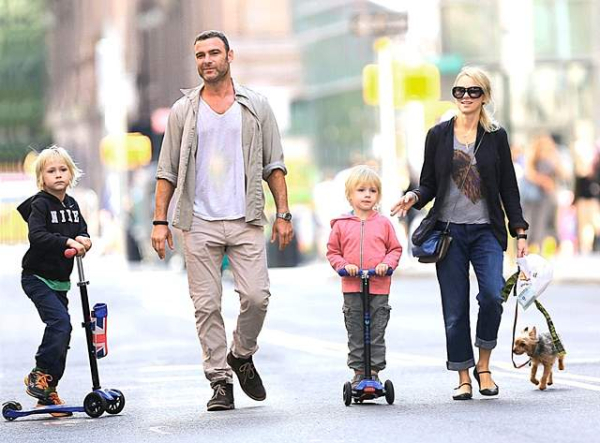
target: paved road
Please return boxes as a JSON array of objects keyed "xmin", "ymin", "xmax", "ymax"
[{"xmin": 1, "ymin": 253, "xmax": 599, "ymax": 442}]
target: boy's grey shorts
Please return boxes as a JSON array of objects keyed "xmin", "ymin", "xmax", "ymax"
[{"xmin": 342, "ymin": 292, "xmax": 391, "ymax": 372}]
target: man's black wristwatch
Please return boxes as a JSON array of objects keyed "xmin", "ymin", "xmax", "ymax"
[
  {"xmin": 516, "ymin": 233, "xmax": 528, "ymax": 240},
  {"xmin": 276, "ymin": 212, "xmax": 292, "ymax": 222}
]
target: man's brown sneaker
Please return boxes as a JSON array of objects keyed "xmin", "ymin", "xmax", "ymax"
[
  {"xmin": 207, "ymin": 381, "xmax": 234, "ymax": 411},
  {"xmin": 226, "ymin": 352, "xmax": 266, "ymax": 401}
]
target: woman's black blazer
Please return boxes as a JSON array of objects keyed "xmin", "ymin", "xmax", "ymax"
[{"xmin": 411, "ymin": 117, "xmax": 529, "ymax": 251}]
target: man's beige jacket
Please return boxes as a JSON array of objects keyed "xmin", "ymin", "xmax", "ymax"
[{"xmin": 156, "ymin": 82, "xmax": 287, "ymax": 230}]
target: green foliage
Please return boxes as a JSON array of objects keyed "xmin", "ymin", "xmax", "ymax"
[{"xmin": 0, "ymin": 0, "xmax": 48, "ymax": 162}]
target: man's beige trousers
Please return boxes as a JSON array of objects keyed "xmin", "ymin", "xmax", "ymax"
[{"xmin": 183, "ymin": 216, "xmax": 270, "ymax": 384}]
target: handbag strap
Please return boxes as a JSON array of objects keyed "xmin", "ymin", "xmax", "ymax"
[{"xmin": 443, "ymin": 131, "xmax": 486, "ymax": 232}]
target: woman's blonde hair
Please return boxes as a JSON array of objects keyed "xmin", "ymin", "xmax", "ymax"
[
  {"xmin": 34, "ymin": 145, "xmax": 82, "ymax": 190},
  {"xmin": 344, "ymin": 165, "xmax": 382, "ymax": 203},
  {"xmin": 454, "ymin": 66, "xmax": 499, "ymax": 133}
]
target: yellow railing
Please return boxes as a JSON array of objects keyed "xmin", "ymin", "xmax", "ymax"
[{"xmin": 0, "ymin": 162, "xmax": 32, "ymax": 245}]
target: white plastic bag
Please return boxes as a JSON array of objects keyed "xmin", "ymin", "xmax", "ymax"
[{"xmin": 515, "ymin": 254, "xmax": 553, "ymax": 310}]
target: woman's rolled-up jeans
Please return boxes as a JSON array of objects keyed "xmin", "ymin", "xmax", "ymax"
[{"xmin": 434, "ymin": 223, "xmax": 505, "ymax": 371}]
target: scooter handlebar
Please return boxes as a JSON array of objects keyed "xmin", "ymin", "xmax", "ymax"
[
  {"xmin": 64, "ymin": 248, "xmax": 77, "ymax": 259},
  {"xmin": 338, "ymin": 268, "xmax": 394, "ymax": 277}
]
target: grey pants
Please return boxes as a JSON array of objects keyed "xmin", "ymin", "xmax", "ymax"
[{"xmin": 342, "ymin": 293, "xmax": 391, "ymax": 372}]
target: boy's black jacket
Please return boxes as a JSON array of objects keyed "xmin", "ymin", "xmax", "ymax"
[
  {"xmin": 17, "ymin": 190, "xmax": 89, "ymax": 281},
  {"xmin": 411, "ymin": 118, "xmax": 529, "ymax": 251}
]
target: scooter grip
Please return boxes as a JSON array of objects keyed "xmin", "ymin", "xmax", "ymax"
[
  {"xmin": 338, "ymin": 268, "xmax": 394, "ymax": 277},
  {"xmin": 64, "ymin": 248, "xmax": 77, "ymax": 259}
]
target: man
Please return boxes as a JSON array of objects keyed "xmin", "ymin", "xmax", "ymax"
[{"xmin": 151, "ymin": 30, "xmax": 293, "ymax": 411}]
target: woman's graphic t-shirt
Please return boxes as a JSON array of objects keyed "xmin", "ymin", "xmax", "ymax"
[{"xmin": 438, "ymin": 136, "xmax": 490, "ymax": 224}]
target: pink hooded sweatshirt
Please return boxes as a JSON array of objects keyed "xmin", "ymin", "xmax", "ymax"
[{"xmin": 326, "ymin": 211, "xmax": 402, "ymax": 294}]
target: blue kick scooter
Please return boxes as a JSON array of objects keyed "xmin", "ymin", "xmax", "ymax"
[
  {"xmin": 2, "ymin": 249, "xmax": 125, "ymax": 420},
  {"xmin": 338, "ymin": 268, "xmax": 395, "ymax": 406}
]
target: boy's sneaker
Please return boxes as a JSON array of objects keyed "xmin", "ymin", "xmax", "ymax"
[
  {"xmin": 351, "ymin": 373, "xmax": 364, "ymax": 389},
  {"xmin": 36, "ymin": 390, "xmax": 73, "ymax": 418},
  {"xmin": 24, "ymin": 369, "xmax": 53, "ymax": 400},
  {"xmin": 226, "ymin": 352, "xmax": 266, "ymax": 401},
  {"xmin": 207, "ymin": 381, "xmax": 234, "ymax": 411}
]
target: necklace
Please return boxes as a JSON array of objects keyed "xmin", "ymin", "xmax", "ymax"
[{"xmin": 457, "ymin": 123, "xmax": 477, "ymax": 148}]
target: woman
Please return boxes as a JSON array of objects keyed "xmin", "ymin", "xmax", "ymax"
[
  {"xmin": 391, "ymin": 67, "xmax": 529, "ymax": 400},
  {"xmin": 522, "ymin": 134, "xmax": 568, "ymax": 252}
]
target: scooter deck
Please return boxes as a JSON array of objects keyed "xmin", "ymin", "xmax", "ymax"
[
  {"xmin": 3, "ymin": 405, "xmax": 85, "ymax": 419},
  {"xmin": 352, "ymin": 379, "xmax": 386, "ymax": 401}
]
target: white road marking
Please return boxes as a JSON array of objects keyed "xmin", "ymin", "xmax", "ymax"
[
  {"xmin": 493, "ymin": 361, "xmax": 600, "ymax": 383},
  {"xmin": 43, "ymin": 421, "xmax": 77, "ymax": 427},
  {"xmin": 140, "ymin": 364, "xmax": 201, "ymax": 373},
  {"xmin": 261, "ymin": 327, "xmax": 600, "ymax": 391},
  {"xmin": 137, "ymin": 375, "xmax": 201, "ymax": 383},
  {"xmin": 489, "ymin": 370, "xmax": 600, "ymax": 391},
  {"xmin": 127, "ymin": 311, "xmax": 600, "ymax": 392},
  {"xmin": 149, "ymin": 426, "xmax": 171, "ymax": 435}
]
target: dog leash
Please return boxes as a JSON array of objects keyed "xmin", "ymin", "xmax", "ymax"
[
  {"xmin": 533, "ymin": 300, "xmax": 566, "ymax": 356},
  {"xmin": 502, "ymin": 268, "xmax": 567, "ymax": 369},
  {"xmin": 507, "ymin": 270, "xmax": 532, "ymax": 369}
]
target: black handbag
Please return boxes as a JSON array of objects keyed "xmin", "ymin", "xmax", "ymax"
[
  {"xmin": 411, "ymin": 132, "xmax": 486, "ymax": 264},
  {"xmin": 412, "ymin": 228, "xmax": 453, "ymax": 263}
]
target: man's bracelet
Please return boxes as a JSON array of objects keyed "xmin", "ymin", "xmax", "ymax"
[
  {"xmin": 516, "ymin": 233, "xmax": 528, "ymax": 240},
  {"xmin": 152, "ymin": 220, "xmax": 169, "ymax": 226}
]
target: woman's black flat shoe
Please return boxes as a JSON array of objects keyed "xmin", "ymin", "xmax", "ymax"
[
  {"xmin": 452, "ymin": 382, "xmax": 473, "ymax": 400},
  {"xmin": 473, "ymin": 368, "xmax": 499, "ymax": 396}
]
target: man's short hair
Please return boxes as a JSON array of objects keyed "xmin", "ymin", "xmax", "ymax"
[{"xmin": 194, "ymin": 30, "xmax": 230, "ymax": 53}]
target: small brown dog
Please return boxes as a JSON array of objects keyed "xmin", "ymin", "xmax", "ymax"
[{"xmin": 513, "ymin": 326, "xmax": 565, "ymax": 390}]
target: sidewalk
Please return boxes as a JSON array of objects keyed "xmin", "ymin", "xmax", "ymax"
[
  {"xmin": 1, "ymin": 244, "xmax": 599, "ymax": 284},
  {"xmin": 295, "ymin": 252, "xmax": 600, "ymax": 285},
  {"xmin": 541, "ymin": 253, "xmax": 600, "ymax": 284},
  {"xmin": 396, "ymin": 252, "xmax": 600, "ymax": 284}
]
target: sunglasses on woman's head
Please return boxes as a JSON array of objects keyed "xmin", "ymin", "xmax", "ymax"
[{"xmin": 452, "ymin": 86, "xmax": 484, "ymax": 99}]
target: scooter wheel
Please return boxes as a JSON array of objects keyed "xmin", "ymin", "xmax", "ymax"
[
  {"xmin": 84, "ymin": 392, "xmax": 107, "ymax": 418},
  {"xmin": 343, "ymin": 382, "xmax": 352, "ymax": 406},
  {"xmin": 2, "ymin": 401, "xmax": 22, "ymax": 421},
  {"xmin": 384, "ymin": 380, "xmax": 395, "ymax": 405},
  {"xmin": 105, "ymin": 389, "xmax": 125, "ymax": 415}
]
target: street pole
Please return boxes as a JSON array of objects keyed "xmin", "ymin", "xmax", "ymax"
[
  {"xmin": 350, "ymin": 12, "xmax": 407, "ymax": 216},
  {"xmin": 96, "ymin": 25, "xmax": 128, "ymax": 256},
  {"xmin": 375, "ymin": 37, "xmax": 400, "ymax": 216}
]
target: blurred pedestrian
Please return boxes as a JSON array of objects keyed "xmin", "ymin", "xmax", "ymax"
[
  {"xmin": 326, "ymin": 165, "xmax": 402, "ymax": 388},
  {"xmin": 151, "ymin": 30, "xmax": 293, "ymax": 411},
  {"xmin": 17, "ymin": 146, "xmax": 92, "ymax": 416},
  {"xmin": 572, "ymin": 125, "xmax": 600, "ymax": 254},
  {"xmin": 521, "ymin": 134, "xmax": 569, "ymax": 252},
  {"xmin": 391, "ymin": 67, "xmax": 529, "ymax": 400}
]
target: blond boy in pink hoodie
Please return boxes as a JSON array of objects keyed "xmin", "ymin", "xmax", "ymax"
[{"xmin": 326, "ymin": 165, "xmax": 402, "ymax": 387}]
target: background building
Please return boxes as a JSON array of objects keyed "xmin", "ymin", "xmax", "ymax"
[
  {"xmin": 1, "ymin": 0, "xmax": 599, "ymax": 256},
  {"xmin": 42, "ymin": 0, "xmax": 300, "ymax": 258}
]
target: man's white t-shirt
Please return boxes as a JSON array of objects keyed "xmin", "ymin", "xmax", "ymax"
[{"xmin": 193, "ymin": 99, "xmax": 245, "ymax": 220}]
